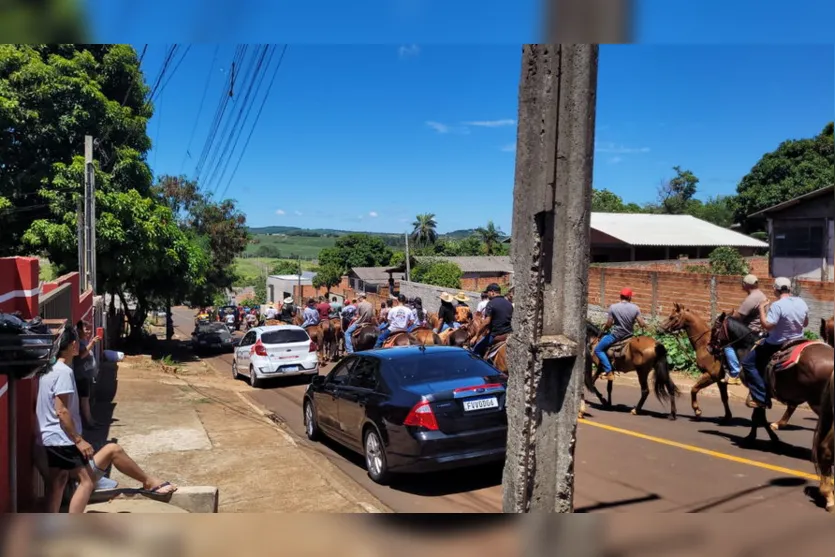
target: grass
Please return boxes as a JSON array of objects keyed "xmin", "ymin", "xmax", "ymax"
[
  {"xmin": 38, "ymin": 258, "xmax": 56, "ymax": 282},
  {"xmin": 244, "ymin": 234, "xmax": 336, "ymax": 259}
]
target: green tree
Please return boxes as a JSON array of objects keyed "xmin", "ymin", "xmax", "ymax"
[
  {"xmin": 687, "ymin": 195, "xmax": 735, "ymax": 228},
  {"xmin": 658, "ymin": 166, "xmax": 699, "ymax": 214},
  {"xmin": 317, "ymin": 234, "xmax": 393, "ymax": 274},
  {"xmin": 389, "ymin": 251, "xmax": 406, "ymax": 267},
  {"xmin": 411, "ymin": 213, "xmax": 438, "ymax": 247},
  {"xmin": 0, "ymin": 0, "xmax": 88, "ymax": 43},
  {"xmin": 411, "ymin": 259, "xmax": 462, "ymax": 289},
  {"xmin": 311, "ymin": 264, "xmax": 343, "ymax": 294},
  {"xmin": 475, "ymin": 221, "xmax": 503, "ymax": 256},
  {"xmin": 271, "ymin": 259, "xmax": 302, "ymax": 276},
  {"xmin": 732, "ymin": 122, "xmax": 834, "ymax": 231},
  {"xmin": 457, "ymin": 235, "xmax": 486, "ymax": 256},
  {"xmin": 0, "ymin": 44, "xmax": 153, "ymax": 255},
  {"xmin": 708, "ymin": 247, "xmax": 749, "ymax": 276}
]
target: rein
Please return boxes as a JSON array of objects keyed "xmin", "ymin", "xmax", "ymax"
[{"xmin": 712, "ymin": 319, "xmax": 756, "ymax": 353}]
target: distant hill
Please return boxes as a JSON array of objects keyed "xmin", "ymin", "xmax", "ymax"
[
  {"xmin": 248, "ymin": 226, "xmax": 401, "ymax": 238},
  {"xmin": 444, "ymin": 229, "xmax": 478, "ymax": 239}
]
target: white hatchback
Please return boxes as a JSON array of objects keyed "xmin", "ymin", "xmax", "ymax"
[{"xmin": 232, "ymin": 325, "xmax": 319, "ymax": 388}]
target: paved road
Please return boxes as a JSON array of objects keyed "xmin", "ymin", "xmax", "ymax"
[{"xmin": 173, "ymin": 307, "xmax": 827, "ymax": 514}]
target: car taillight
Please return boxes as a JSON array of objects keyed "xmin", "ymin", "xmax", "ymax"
[
  {"xmin": 403, "ymin": 400, "xmax": 439, "ymax": 431},
  {"xmin": 309, "ymin": 341, "xmax": 318, "ymax": 352},
  {"xmin": 254, "ymin": 340, "xmax": 268, "ymax": 356}
]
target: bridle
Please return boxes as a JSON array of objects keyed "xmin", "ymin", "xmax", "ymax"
[{"xmin": 709, "ymin": 317, "xmax": 756, "ymax": 355}]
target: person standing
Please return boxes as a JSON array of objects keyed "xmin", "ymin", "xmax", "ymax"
[
  {"xmin": 73, "ymin": 322, "xmax": 100, "ymax": 429},
  {"xmin": 374, "ymin": 295, "xmax": 413, "ymax": 348},
  {"xmin": 345, "ymin": 293, "xmax": 374, "ymax": 353},
  {"xmin": 476, "ymin": 292, "xmax": 489, "ymax": 317},
  {"xmin": 471, "ymin": 284, "xmax": 513, "ymax": 357},
  {"xmin": 721, "ymin": 274, "xmax": 768, "ymax": 384},
  {"xmin": 593, "ymin": 288, "xmax": 646, "ymax": 378}
]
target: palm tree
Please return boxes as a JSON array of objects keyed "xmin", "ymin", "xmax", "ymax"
[
  {"xmin": 475, "ymin": 221, "xmax": 503, "ymax": 255},
  {"xmin": 411, "ymin": 213, "xmax": 438, "ymax": 246}
]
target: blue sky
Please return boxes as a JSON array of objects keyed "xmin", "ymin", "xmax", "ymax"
[{"xmin": 137, "ymin": 43, "xmax": 833, "ymax": 234}]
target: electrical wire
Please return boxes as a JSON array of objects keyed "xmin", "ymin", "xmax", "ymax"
[{"xmin": 180, "ymin": 45, "xmax": 220, "ymax": 173}]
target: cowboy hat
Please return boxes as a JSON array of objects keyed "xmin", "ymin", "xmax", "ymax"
[
  {"xmin": 439, "ymin": 292, "xmax": 454, "ymax": 303},
  {"xmin": 283, "ymin": 296, "xmax": 294, "ymax": 304},
  {"xmin": 454, "ymin": 292, "xmax": 470, "ymax": 303}
]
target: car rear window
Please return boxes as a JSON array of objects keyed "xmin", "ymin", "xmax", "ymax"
[
  {"xmin": 385, "ymin": 351, "xmax": 501, "ymax": 386},
  {"xmin": 261, "ymin": 329, "xmax": 309, "ymax": 344}
]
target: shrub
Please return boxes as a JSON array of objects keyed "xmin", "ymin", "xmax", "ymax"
[
  {"xmin": 708, "ymin": 246, "xmax": 748, "ymax": 276},
  {"xmin": 411, "ymin": 259, "xmax": 462, "ymax": 289}
]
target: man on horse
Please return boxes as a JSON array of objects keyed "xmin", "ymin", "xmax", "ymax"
[
  {"xmin": 374, "ymin": 294, "xmax": 413, "ymax": 348},
  {"xmin": 407, "ymin": 297, "xmax": 428, "ymax": 332},
  {"xmin": 300, "ymin": 298, "xmax": 321, "ymax": 329},
  {"xmin": 721, "ymin": 274, "xmax": 768, "ymax": 384},
  {"xmin": 741, "ymin": 277, "xmax": 809, "ymax": 409},
  {"xmin": 329, "ymin": 296, "xmax": 343, "ymax": 320},
  {"xmin": 344, "ymin": 293, "xmax": 374, "ymax": 354},
  {"xmin": 594, "ymin": 288, "xmax": 646, "ymax": 378},
  {"xmin": 278, "ymin": 297, "xmax": 296, "ymax": 324},
  {"xmin": 341, "ymin": 298, "xmax": 357, "ymax": 331},
  {"xmin": 472, "ymin": 283, "xmax": 513, "ymax": 358},
  {"xmin": 315, "ymin": 296, "xmax": 331, "ymax": 322}
]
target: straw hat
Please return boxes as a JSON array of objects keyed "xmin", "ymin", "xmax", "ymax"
[
  {"xmin": 439, "ymin": 292, "xmax": 455, "ymax": 303},
  {"xmin": 283, "ymin": 296, "xmax": 294, "ymax": 304},
  {"xmin": 454, "ymin": 292, "xmax": 470, "ymax": 303}
]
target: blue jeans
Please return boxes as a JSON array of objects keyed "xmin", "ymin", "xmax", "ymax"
[
  {"xmin": 375, "ymin": 328, "xmax": 392, "ymax": 348},
  {"xmin": 741, "ymin": 343, "xmax": 774, "ymax": 404},
  {"xmin": 473, "ymin": 334, "xmax": 494, "ymax": 357},
  {"xmin": 378, "ymin": 322, "xmax": 388, "ymax": 331},
  {"xmin": 594, "ymin": 334, "xmax": 617, "ymax": 374},
  {"xmin": 724, "ymin": 346, "xmax": 741, "ymax": 378},
  {"xmin": 438, "ymin": 322, "xmax": 451, "ymax": 333},
  {"xmin": 344, "ymin": 322, "xmax": 360, "ymax": 353}
]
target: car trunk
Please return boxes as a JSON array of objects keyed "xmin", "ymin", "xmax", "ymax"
[
  {"xmin": 407, "ymin": 377, "xmax": 507, "ymax": 435},
  {"xmin": 261, "ymin": 329, "xmax": 311, "ymax": 370}
]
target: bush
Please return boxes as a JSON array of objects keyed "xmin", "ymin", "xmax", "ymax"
[
  {"xmin": 708, "ymin": 246, "xmax": 748, "ymax": 276},
  {"xmin": 411, "ymin": 259, "xmax": 462, "ymax": 289}
]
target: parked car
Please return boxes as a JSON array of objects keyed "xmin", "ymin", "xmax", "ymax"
[
  {"xmin": 232, "ymin": 325, "xmax": 319, "ymax": 388},
  {"xmin": 191, "ymin": 322, "xmax": 236, "ymax": 354},
  {"xmin": 302, "ymin": 346, "xmax": 507, "ymax": 484}
]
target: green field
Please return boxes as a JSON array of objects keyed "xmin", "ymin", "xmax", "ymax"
[
  {"xmin": 244, "ymin": 234, "xmax": 336, "ymax": 259},
  {"xmin": 234, "ymin": 257, "xmax": 318, "ymax": 287}
]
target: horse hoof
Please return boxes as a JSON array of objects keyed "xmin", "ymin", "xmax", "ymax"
[
  {"xmin": 770, "ymin": 423, "xmax": 781, "ymax": 431},
  {"xmin": 668, "ymin": 414, "xmax": 677, "ymax": 421},
  {"xmin": 826, "ymin": 503, "xmax": 834, "ymax": 513},
  {"xmin": 630, "ymin": 409, "xmax": 638, "ymax": 416}
]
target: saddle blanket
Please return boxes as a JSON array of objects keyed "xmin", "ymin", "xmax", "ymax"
[
  {"xmin": 768, "ymin": 339, "xmax": 826, "ymax": 373},
  {"xmin": 605, "ymin": 336, "xmax": 632, "ymax": 360},
  {"xmin": 486, "ymin": 340, "xmax": 507, "ymax": 361}
]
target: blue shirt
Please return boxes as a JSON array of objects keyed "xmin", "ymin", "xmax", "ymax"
[
  {"xmin": 301, "ymin": 307, "xmax": 320, "ymax": 328},
  {"xmin": 764, "ymin": 296, "xmax": 808, "ymax": 345}
]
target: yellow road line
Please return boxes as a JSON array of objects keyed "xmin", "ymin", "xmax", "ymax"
[{"xmin": 579, "ymin": 418, "xmax": 820, "ymax": 482}]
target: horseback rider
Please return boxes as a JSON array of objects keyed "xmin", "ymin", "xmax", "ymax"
[
  {"xmin": 329, "ymin": 296, "xmax": 343, "ymax": 319},
  {"xmin": 344, "ymin": 293, "xmax": 374, "ymax": 354},
  {"xmin": 341, "ymin": 298, "xmax": 357, "ymax": 330},
  {"xmin": 472, "ymin": 283, "xmax": 513, "ymax": 358},
  {"xmin": 315, "ymin": 296, "xmax": 331, "ymax": 322},
  {"xmin": 374, "ymin": 294, "xmax": 413, "ymax": 348},
  {"xmin": 278, "ymin": 297, "xmax": 296, "ymax": 324},
  {"xmin": 741, "ymin": 277, "xmax": 809, "ymax": 409},
  {"xmin": 594, "ymin": 288, "xmax": 646, "ymax": 378},
  {"xmin": 721, "ymin": 274, "xmax": 767, "ymax": 384},
  {"xmin": 476, "ymin": 292, "xmax": 489, "ymax": 317},
  {"xmin": 408, "ymin": 297, "xmax": 427, "ymax": 332},
  {"xmin": 436, "ymin": 292, "xmax": 457, "ymax": 334},
  {"xmin": 300, "ymin": 298, "xmax": 321, "ymax": 329}
]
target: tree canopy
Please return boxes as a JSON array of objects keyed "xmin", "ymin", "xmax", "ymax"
[
  {"xmin": 411, "ymin": 213, "xmax": 438, "ymax": 246},
  {"xmin": 411, "ymin": 259, "xmax": 462, "ymax": 289},
  {"xmin": 317, "ymin": 234, "xmax": 394, "ymax": 274}
]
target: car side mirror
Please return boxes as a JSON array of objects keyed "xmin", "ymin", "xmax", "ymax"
[{"xmin": 311, "ymin": 375, "xmax": 325, "ymax": 387}]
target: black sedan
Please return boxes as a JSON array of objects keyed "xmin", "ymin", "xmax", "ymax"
[
  {"xmin": 303, "ymin": 346, "xmax": 507, "ymax": 484},
  {"xmin": 192, "ymin": 322, "xmax": 236, "ymax": 354}
]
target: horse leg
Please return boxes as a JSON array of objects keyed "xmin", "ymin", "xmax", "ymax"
[
  {"xmin": 770, "ymin": 405, "xmax": 797, "ymax": 431},
  {"xmin": 690, "ymin": 372, "xmax": 718, "ymax": 421},
  {"xmin": 631, "ymin": 370, "xmax": 650, "ymax": 416},
  {"xmin": 588, "ymin": 368, "xmax": 608, "ymax": 407},
  {"xmin": 715, "ymin": 380, "xmax": 733, "ymax": 425},
  {"xmin": 743, "ymin": 407, "xmax": 765, "ymax": 444},
  {"xmin": 606, "ymin": 380, "xmax": 614, "ymax": 407}
]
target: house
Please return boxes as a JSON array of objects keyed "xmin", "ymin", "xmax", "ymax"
[
  {"xmin": 266, "ymin": 271, "xmax": 317, "ymax": 304},
  {"xmin": 385, "ymin": 255, "xmax": 514, "ymax": 292},
  {"xmin": 346, "ymin": 267, "xmax": 405, "ymax": 294},
  {"xmin": 503, "ymin": 212, "xmax": 768, "ymax": 263},
  {"xmin": 749, "ymin": 185, "xmax": 834, "ymax": 281}
]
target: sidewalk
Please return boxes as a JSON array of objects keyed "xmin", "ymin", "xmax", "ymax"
[{"xmin": 89, "ymin": 354, "xmax": 389, "ymax": 513}]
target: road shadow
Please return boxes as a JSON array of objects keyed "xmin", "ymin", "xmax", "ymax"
[
  {"xmin": 684, "ymin": 477, "xmax": 808, "ymax": 513},
  {"xmin": 688, "ymin": 414, "xmax": 752, "ymax": 428},
  {"xmin": 585, "ymin": 401, "xmax": 674, "ymax": 421},
  {"xmin": 698, "ymin": 429, "xmax": 813, "ymax": 461},
  {"xmin": 576, "ymin": 493, "xmax": 661, "ymax": 512}
]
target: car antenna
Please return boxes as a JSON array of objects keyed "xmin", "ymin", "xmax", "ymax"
[{"xmin": 419, "ymin": 343, "xmax": 426, "ymax": 352}]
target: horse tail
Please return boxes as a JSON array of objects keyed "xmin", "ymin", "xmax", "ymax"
[
  {"xmin": 812, "ymin": 371, "xmax": 834, "ymax": 477},
  {"xmin": 652, "ymin": 342, "xmax": 680, "ymax": 403}
]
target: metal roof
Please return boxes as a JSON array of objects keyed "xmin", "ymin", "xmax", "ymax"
[
  {"xmin": 349, "ymin": 267, "xmax": 404, "ymax": 283},
  {"xmin": 590, "ymin": 213, "xmax": 768, "ymax": 248},
  {"xmin": 748, "ymin": 185, "xmax": 834, "ymax": 218},
  {"xmin": 415, "ymin": 256, "xmax": 513, "ymax": 274}
]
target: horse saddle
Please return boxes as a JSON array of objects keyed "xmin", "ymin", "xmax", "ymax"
[
  {"xmin": 605, "ymin": 335, "xmax": 633, "ymax": 360},
  {"xmin": 765, "ymin": 339, "xmax": 825, "ymax": 376},
  {"xmin": 351, "ymin": 324, "xmax": 373, "ymax": 339},
  {"xmin": 264, "ymin": 319, "xmax": 281, "ymax": 326},
  {"xmin": 486, "ymin": 334, "xmax": 510, "ymax": 361},
  {"xmin": 383, "ymin": 331, "xmax": 410, "ymax": 348}
]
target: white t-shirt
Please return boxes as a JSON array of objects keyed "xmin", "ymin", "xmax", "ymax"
[
  {"xmin": 36, "ymin": 361, "xmax": 81, "ymax": 447},
  {"xmin": 477, "ymin": 300, "xmax": 489, "ymax": 314},
  {"xmin": 388, "ymin": 306, "xmax": 412, "ymax": 332}
]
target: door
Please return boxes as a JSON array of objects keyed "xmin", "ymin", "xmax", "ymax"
[
  {"xmin": 338, "ymin": 357, "xmax": 380, "ymax": 451},
  {"xmin": 314, "ymin": 357, "xmax": 356, "ymax": 436},
  {"xmin": 237, "ymin": 331, "xmax": 257, "ymax": 371}
]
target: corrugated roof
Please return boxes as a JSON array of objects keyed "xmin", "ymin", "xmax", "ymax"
[
  {"xmin": 748, "ymin": 185, "xmax": 834, "ymax": 217},
  {"xmin": 350, "ymin": 267, "xmax": 404, "ymax": 283},
  {"xmin": 416, "ymin": 256, "xmax": 513, "ymax": 274},
  {"xmin": 590, "ymin": 213, "xmax": 768, "ymax": 248}
]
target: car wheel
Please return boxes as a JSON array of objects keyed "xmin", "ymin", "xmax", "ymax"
[
  {"xmin": 304, "ymin": 400, "xmax": 320, "ymax": 441},
  {"xmin": 364, "ymin": 428, "xmax": 390, "ymax": 484},
  {"xmin": 249, "ymin": 366, "xmax": 262, "ymax": 388},
  {"xmin": 231, "ymin": 359, "xmax": 240, "ymax": 379}
]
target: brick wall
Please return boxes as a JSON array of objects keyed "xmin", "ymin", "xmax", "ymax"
[
  {"xmin": 596, "ymin": 256, "xmax": 769, "ymax": 277},
  {"xmin": 399, "ymin": 281, "xmax": 482, "ymax": 314},
  {"xmin": 460, "ymin": 273, "xmax": 511, "ymax": 292}
]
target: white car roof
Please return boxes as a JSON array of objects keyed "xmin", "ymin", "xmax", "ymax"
[{"xmin": 255, "ymin": 325, "xmax": 306, "ymax": 334}]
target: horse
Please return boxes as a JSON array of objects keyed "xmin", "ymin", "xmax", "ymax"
[
  {"xmin": 293, "ymin": 314, "xmax": 327, "ymax": 366},
  {"xmin": 812, "ymin": 371, "xmax": 834, "ymax": 512},
  {"xmin": 426, "ymin": 313, "xmax": 440, "ymax": 331},
  {"xmin": 822, "ymin": 317, "xmax": 834, "ymax": 347},
  {"xmin": 350, "ymin": 324, "xmax": 380, "ymax": 352},
  {"xmin": 585, "ymin": 322, "xmax": 679, "ymax": 420},
  {"xmin": 658, "ymin": 304, "xmax": 740, "ymax": 424},
  {"xmin": 410, "ymin": 327, "xmax": 442, "ymax": 346},
  {"xmin": 709, "ymin": 312, "xmax": 800, "ymax": 430},
  {"xmin": 382, "ymin": 331, "xmax": 420, "ymax": 348},
  {"xmin": 330, "ymin": 317, "xmax": 343, "ymax": 357},
  {"xmin": 319, "ymin": 318, "xmax": 338, "ymax": 361}
]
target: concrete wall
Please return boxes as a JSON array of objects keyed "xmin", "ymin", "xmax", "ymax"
[{"xmin": 459, "ymin": 272, "xmax": 512, "ymax": 292}]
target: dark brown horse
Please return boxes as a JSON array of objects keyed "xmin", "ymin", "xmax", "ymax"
[
  {"xmin": 350, "ymin": 324, "xmax": 380, "ymax": 352},
  {"xmin": 813, "ymin": 371, "xmax": 834, "ymax": 512},
  {"xmin": 330, "ymin": 318, "xmax": 343, "ymax": 357},
  {"xmin": 585, "ymin": 322, "xmax": 679, "ymax": 419},
  {"xmin": 293, "ymin": 314, "xmax": 327, "ymax": 366},
  {"xmin": 382, "ymin": 331, "xmax": 420, "ymax": 348},
  {"xmin": 822, "ymin": 317, "xmax": 834, "ymax": 347}
]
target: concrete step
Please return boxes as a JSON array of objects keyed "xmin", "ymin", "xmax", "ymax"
[{"xmin": 86, "ymin": 497, "xmax": 189, "ymax": 513}]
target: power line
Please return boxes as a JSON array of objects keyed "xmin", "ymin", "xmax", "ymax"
[
  {"xmin": 154, "ymin": 45, "xmax": 192, "ymax": 102},
  {"xmin": 147, "ymin": 44, "xmax": 179, "ymax": 102},
  {"xmin": 218, "ymin": 45, "xmax": 289, "ymax": 201},
  {"xmin": 180, "ymin": 45, "xmax": 220, "ymax": 173}
]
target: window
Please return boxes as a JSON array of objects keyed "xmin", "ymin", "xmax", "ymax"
[
  {"xmin": 773, "ymin": 222, "xmax": 825, "ymax": 258},
  {"xmin": 385, "ymin": 351, "xmax": 502, "ymax": 387},
  {"xmin": 240, "ymin": 332, "xmax": 256, "ymax": 346},
  {"xmin": 329, "ymin": 358, "xmax": 357, "ymax": 385},
  {"xmin": 348, "ymin": 358, "xmax": 379, "ymax": 390},
  {"xmin": 261, "ymin": 329, "xmax": 309, "ymax": 344}
]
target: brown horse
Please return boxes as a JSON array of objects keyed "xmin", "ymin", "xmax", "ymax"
[
  {"xmin": 822, "ymin": 317, "xmax": 834, "ymax": 347},
  {"xmin": 585, "ymin": 322, "xmax": 679, "ymax": 419},
  {"xmin": 410, "ymin": 327, "xmax": 442, "ymax": 346},
  {"xmin": 319, "ymin": 319, "xmax": 338, "ymax": 361},
  {"xmin": 426, "ymin": 313, "xmax": 440, "ymax": 331},
  {"xmin": 293, "ymin": 313, "xmax": 327, "ymax": 366},
  {"xmin": 350, "ymin": 324, "xmax": 380, "ymax": 352},
  {"xmin": 382, "ymin": 331, "xmax": 420, "ymax": 348},
  {"xmin": 812, "ymin": 371, "xmax": 834, "ymax": 512},
  {"xmin": 330, "ymin": 318, "xmax": 343, "ymax": 357}
]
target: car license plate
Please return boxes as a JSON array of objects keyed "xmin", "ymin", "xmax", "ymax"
[
  {"xmin": 463, "ymin": 397, "xmax": 499, "ymax": 411},
  {"xmin": 283, "ymin": 366, "xmax": 299, "ymax": 372}
]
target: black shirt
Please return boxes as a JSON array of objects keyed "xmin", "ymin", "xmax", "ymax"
[
  {"xmin": 485, "ymin": 296, "xmax": 513, "ymax": 336},
  {"xmin": 438, "ymin": 303, "xmax": 456, "ymax": 325}
]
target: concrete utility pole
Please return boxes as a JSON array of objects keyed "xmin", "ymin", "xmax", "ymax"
[
  {"xmin": 404, "ymin": 232, "xmax": 411, "ymax": 283},
  {"xmin": 502, "ymin": 45, "xmax": 598, "ymax": 514},
  {"xmin": 82, "ymin": 135, "xmax": 96, "ymax": 293}
]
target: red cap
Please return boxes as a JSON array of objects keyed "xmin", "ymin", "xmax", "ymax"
[{"xmin": 620, "ymin": 288, "xmax": 633, "ymax": 298}]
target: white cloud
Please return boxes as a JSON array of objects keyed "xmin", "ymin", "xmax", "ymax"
[
  {"xmin": 369, "ymin": 211, "xmax": 378, "ymax": 218},
  {"xmin": 595, "ymin": 141, "xmax": 650, "ymax": 154},
  {"xmin": 607, "ymin": 156, "xmax": 623, "ymax": 165},
  {"xmin": 464, "ymin": 119, "xmax": 516, "ymax": 128},
  {"xmin": 500, "ymin": 142, "xmax": 516, "ymax": 152},
  {"xmin": 294, "ymin": 210, "xmax": 303, "ymax": 216},
  {"xmin": 425, "ymin": 121, "xmax": 450, "ymax": 134},
  {"xmin": 275, "ymin": 209, "xmax": 286, "ymax": 215},
  {"xmin": 398, "ymin": 44, "xmax": 420, "ymax": 58}
]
